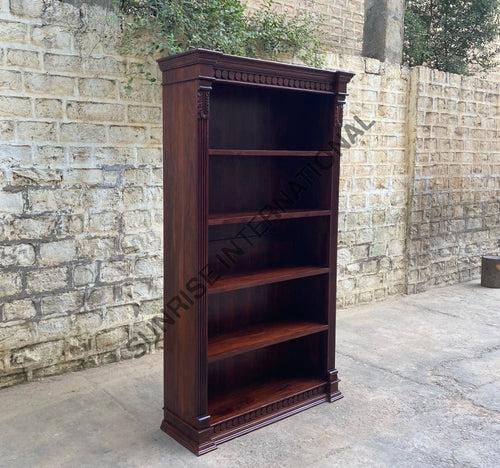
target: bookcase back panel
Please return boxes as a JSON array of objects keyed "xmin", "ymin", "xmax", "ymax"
[
  {"xmin": 209, "ymin": 83, "xmax": 333, "ymax": 150},
  {"xmin": 209, "ymin": 156, "xmax": 332, "ymax": 214},
  {"xmin": 208, "ymin": 275, "xmax": 328, "ymax": 336},
  {"xmin": 207, "ymin": 217, "xmax": 330, "ymax": 276}
]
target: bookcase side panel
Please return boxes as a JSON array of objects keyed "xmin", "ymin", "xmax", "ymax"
[{"xmin": 163, "ymin": 78, "xmax": 208, "ymax": 426}]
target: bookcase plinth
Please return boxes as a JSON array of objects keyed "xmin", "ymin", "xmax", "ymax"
[{"xmin": 161, "ymin": 381, "xmax": 337, "ymax": 455}]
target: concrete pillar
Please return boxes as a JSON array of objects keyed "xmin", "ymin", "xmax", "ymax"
[{"xmin": 362, "ymin": 0, "xmax": 405, "ymax": 64}]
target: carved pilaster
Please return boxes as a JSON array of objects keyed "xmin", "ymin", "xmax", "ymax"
[
  {"xmin": 327, "ymin": 72, "xmax": 353, "ymax": 391},
  {"xmin": 195, "ymin": 82, "xmax": 211, "ymax": 429},
  {"xmin": 331, "ymin": 72, "xmax": 353, "ymax": 153}
]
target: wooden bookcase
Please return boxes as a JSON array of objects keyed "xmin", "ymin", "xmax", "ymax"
[{"xmin": 158, "ymin": 49, "xmax": 353, "ymax": 455}]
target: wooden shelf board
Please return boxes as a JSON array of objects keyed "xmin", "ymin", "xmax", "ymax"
[
  {"xmin": 208, "ymin": 266, "xmax": 330, "ymax": 294},
  {"xmin": 209, "ymin": 377, "xmax": 326, "ymax": 425},
  {"xmin": 209, "ymin": 149, "xmax": 334, "ymax": 157},
  {"xmin": 208, "ymin": 209, "xmax": 331, "ymax": 226},
  {"xmin": 208, "ymin": 321, "xmax": 328, "ymax": 363}
]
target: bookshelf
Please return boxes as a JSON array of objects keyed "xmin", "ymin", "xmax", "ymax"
[{"xmin": 158, "ymin": 49, "xmax": 353, "ymax": 455}]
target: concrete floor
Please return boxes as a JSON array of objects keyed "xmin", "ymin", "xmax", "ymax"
[{"xmin": 0, "ymin": 281, "xmax": 498, "ymax": 467}]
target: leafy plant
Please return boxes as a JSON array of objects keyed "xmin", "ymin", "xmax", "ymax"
[
  {"xmin": 115, "ymin": 0, "xmax": 324, "ymax": 73},
  {"xmin": 246, "ymin": 1, "xmax": 324, "ymax": 66},
  {"xmin": 403, "ymin": 0, "xmax": 500, "ymax": 74}
]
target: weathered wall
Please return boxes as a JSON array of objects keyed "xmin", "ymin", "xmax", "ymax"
[
  {"xmin": 327, "ymin": 53, "xmax": 410, "ymax": 307},
  {"xmin": 247, "ymin": 0, "xmax": 365, "ymax": 56},
  {"xmin": 0, "ymin": 1, "xmax": 498, "ymax": 388},
  {"xmin": 0, "ymin": 0, "xmax": 163, "ymax": 387},
  {"xmin": 406, "ymin": 67, "xmax": 500, "ymax": 293}
]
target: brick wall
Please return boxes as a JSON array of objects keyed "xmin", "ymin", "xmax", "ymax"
[
  {"xmin": 0, "ymin": 1, "xmax": 498, "ymax": 388},
  {"xmin": 247, "ymin": 0, "xmax": 365, "ymax": 56}
]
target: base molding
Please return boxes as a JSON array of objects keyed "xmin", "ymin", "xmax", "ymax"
[
  {"xmin": 161, "ymin": 386, "xmax": 342, "ymax": 455},
  {"xmin": 328, "ymin": 390, "xmax": 343, "ymax": 403},
  {"xmin": 161, "ymin": 419, "xmax": 217, "ymax": 456},
  {"xmin": 212, "ymin": 391, "xmax": 330, "ymax": 445}
]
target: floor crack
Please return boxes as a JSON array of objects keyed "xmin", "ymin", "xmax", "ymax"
[
  {"xmin": 337, "ymin": 350, "xmax": 435, "ymax": 390},
  {"xmin": 399, "ymin": 300, "xmax": 499, "ymax": 328},
  {"xmin": 339, "ymin": 345, "xmax": 500, "ymax": 416}
]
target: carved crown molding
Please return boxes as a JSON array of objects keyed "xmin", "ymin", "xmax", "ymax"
[
  {"xmin": 159, "ymin": 50, "xmax": 354, "ymax": 94},
  {"xmin": 214, "ymin": 68, "xmax": 334, "ymax": 92}
]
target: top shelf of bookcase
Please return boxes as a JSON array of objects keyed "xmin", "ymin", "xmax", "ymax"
[{"xmin": 209, "ymin": 149, "xmax": 334, "ymax": 157}]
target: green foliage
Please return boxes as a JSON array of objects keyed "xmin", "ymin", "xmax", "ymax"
[
  {"xmin": 245, "ymin": 1, "xmax": 324, "ymax": 66},
  {"xmin": 403, "ymin": 0, "xmax": 500, "ymax": 74},
  {"xmin": 116, "ymin": 0, "xmax": 324, "ymax": 74}
]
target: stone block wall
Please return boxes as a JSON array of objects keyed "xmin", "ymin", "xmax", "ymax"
[
  {"xmin": 407, "ymin": 67, "xmax": 500, "ymax": 293},
  {"xmin": 326, "ymin": 53, "xmax": 410, "ymax": 307},
  {"xmin": 0, "ymin": 0, "xmax": 163, "ymax": 387},
  {"xmin": 0, "ymin": 1, "xmax": 498, "ymax": 388},
  {"xmin": 247, "ymin": 0, "xmax": 365, "ymax": 56}
]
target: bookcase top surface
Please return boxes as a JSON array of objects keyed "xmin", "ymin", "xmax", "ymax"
[{"xmin": 158, "ymin": 48, "xmax": 354, "ymax": 93}]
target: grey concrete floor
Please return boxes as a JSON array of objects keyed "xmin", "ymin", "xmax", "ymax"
[{"xmin": 0, "ymin": 281, "xmax": 498, "ymax": 467}]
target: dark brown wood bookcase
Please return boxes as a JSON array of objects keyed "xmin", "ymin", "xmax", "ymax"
[{"xmin": 158, "ymin": 49, "xmax": 353, "ymax": 455}]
